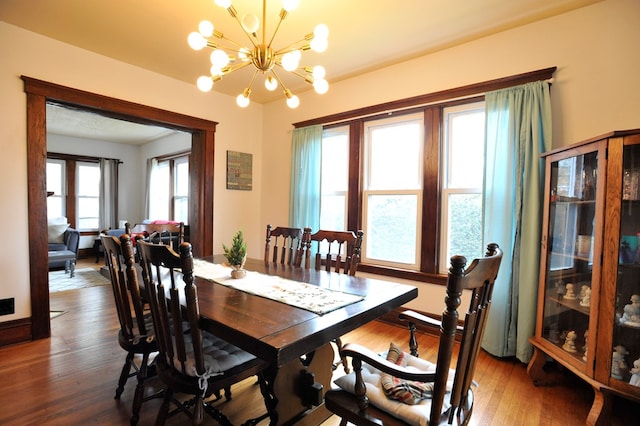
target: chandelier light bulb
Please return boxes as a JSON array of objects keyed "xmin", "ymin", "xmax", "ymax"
[
  {"xmin": 241, "ymin": 14, "xmax": 259, "ymax": 34},
  {"xmin": 282, "ymin": 0, "xmax": 299, "ymax": 12},
  {"xmin": 197, "ymin": 76, "xmax": 214, "ymax": 92},
  {"xmin": 313, "ymin": 78, "xmax": 329, "ymax": 94},
  {"xmin": 314, "ymin": 24, "xmax": 329, "ymax": 40},
  {"xmin": 188, "ymin": 32, "xmax": 207, "ymax": 50},
  {"xmin": 281, "ymin": 51, "xmax": 299, "ymax": 71},
  {"xmin": 198, "ymin": 20, "xmax": 214, "ymax": 37},
  {"xmin": 312, "ymin": 65, "xmax": 326, "ymax": 79},
  {"xmin": 264, "ymin": 75, "xmax": 278, "ymax": 91},
  {"xmin": 310, "ymin": 37, "xmax": 328, "ymax": 53},
  {"xmin": 236, "ymin": 93, "xmax": 251, "ymax": 108},
  {"xmin": 215, "ymin": 0, "xmax": 232, "ymax": 8},
  {"xmin": 286, "ymin": 94, "xmax": 300, "ymax": 109},
  {"xmin": 210, "ymin": 49, "xmax": 230, "ymax": 68}
]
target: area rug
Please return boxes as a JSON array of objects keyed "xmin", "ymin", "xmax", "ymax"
[{"xmin": 49, "ymin": 267, "xmax": 111, "ymax": 293}]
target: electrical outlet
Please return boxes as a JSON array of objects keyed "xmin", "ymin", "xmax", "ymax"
[{"xmin": 0, "ymin": 298, "xmax": 15, "ymax": 315}]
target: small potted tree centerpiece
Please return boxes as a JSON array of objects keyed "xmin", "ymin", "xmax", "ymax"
[{"xmin": 223, "ymin": 229, "xmax": 247, "ymax": 279}]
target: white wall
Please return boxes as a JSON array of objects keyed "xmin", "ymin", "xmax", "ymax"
[
  {"xmin": 0, "ymin": 21, "xmax": 264, "ymax": 321},
  {"xmin": 260, "ymin": 0, "xmax": 640, "ymax": 313}
]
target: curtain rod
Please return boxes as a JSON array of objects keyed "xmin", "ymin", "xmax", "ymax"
[{"xmin": 293, "ymin": 66, "xmax": 556, "ymax": 128}]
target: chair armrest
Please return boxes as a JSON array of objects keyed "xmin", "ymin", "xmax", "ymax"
[
  {"xmin": 340, "ymin": 343, "xmax": 436, "ymax": 383},
  {"xmin": 399, "ymin": 309, "xmax": 463, "ymax": 332}
]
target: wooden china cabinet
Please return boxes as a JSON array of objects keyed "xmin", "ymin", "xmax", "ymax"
[{"xmin": 528, "ymin": 129, "xmax": 640, "ymax": 425}]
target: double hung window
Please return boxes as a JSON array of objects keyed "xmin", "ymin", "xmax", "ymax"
[
  {"xmin": 318, "ymin": 101, "xmax": 486, "ymax": 279},
  {"xmin": 148, "ymin": 153, "xmax": 190, "ymax": 223}
]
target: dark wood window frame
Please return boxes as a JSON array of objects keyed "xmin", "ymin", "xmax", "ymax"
[
  {"xmin": 23, "ymin": 76, "xmax": 216, "ymax": 341},
  {"xmin": 294, "ymin": 67, "xmax": 556, "ymax": 285}
]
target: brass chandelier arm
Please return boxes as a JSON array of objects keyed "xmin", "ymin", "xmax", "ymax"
[
  {"xmin": 270, "ymin": 68, "xmax": 293, "ymax": 95},
  {"xmin": 267, "ymin": 8, "xmax": 289, "ymax": 49},
  {"xmin": 218, "ymin": 60, "xmax": 253, "ymax": 77},
  {"xmin": 224, "ymin": 5, "xmax": 259, "ymax": 49}
]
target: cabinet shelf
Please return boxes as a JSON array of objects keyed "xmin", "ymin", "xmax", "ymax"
[{"xmin": 548, "ymin": 296, "xmax": 591, "ymax": 315}]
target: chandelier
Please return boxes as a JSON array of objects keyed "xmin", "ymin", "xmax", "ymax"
[{"xmin": 188, "ymin": 0, "xmax": 329, "ymax": 108}]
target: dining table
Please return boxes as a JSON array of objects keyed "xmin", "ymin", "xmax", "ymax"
[{"xmin": 191, "ymin": 255, "xmax": 418, "ymax": 425}]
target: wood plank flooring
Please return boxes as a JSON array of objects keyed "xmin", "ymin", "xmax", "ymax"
[{"xmin": 1, "ymin": 262, "xmax": 637, "ymax": 425}]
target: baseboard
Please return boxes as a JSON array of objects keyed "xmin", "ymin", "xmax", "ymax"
[{"xmin": 0, "ymin": 318, "xmax": 32, "ymax": 347}]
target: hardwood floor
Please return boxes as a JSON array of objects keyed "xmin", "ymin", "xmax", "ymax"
[{"xmin": 1, "ymin": 274, "xmax": 637, "ymax": 425}]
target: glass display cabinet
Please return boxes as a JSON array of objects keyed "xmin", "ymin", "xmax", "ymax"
[{"xmin": 528, "ymin": 130, "xmax": 640, "ymax": 424}]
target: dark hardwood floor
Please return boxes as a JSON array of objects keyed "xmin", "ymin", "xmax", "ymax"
[{"xmin": 1, "ymin": 264, "xmax": 637, "ymax": 425}]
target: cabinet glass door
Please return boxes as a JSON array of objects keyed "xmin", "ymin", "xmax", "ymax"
[
  {"xmin": 542, "ymin": 149, "xmax": 598, "ymax": 367},
  {"xmin": 612, "ymin": 143, "xmax": 640, "ymax": 386}
]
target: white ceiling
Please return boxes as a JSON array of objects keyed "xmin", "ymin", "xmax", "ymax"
[{"xmin": 1, "ymin": 0, "xmax": 600, "ymax": 141}]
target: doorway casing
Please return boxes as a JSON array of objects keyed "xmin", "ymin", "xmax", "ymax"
[{"xmin": 23, "ymin": 76, "xmax": 216, "ymax": 340}]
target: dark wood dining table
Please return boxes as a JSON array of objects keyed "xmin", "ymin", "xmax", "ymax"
[{"xmin": 193, "ymin": 255, "xmax": 418, "ymax": 425}]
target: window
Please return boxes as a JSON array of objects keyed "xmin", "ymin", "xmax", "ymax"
[
  {"xmin": 318, "ymin": 101, "xmax": 485, "ymax": 279},
  {"xmin": 362, "ymin": 113, "xmax": 423, "ymax": 269},
  {"xmin": 320, "ymin": 126, "xmax": 349, "ymax": 231},
  {"xmin": 46, "ymin": 159, "xmax": 65, "ymax": 219},
  {"xmin": 439, "ymin": 103, "xmax": 485, "ymax": 273},
  {"xmin": 148, "ymin": 154, "xmax": 190, "ymax": 223},
  {"xmin": 76, "ymin": 162, "xmax": 101, "ymax": 230},
  {"xmin": 174, "ymin": 156, "xmax": 189, "ymax": 223}
]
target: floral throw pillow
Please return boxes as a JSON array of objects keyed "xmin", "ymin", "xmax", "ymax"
[{"xmin": 380, "ymin": 342, "xmax": 434, "ymax": 405}]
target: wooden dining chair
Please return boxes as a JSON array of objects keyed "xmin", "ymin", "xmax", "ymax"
[
  {"xmin": 137, "ymin": 240, "xmax": 270, "ymax": 425},
  {"xmin": 101, "ymin": 233, "xmax": 161, "ymax": 425},
  {"xmin": 264, "ymin": 224, "xmax": 304, "ymax": 266},
  {"xmin": 301, "ymin": 228, "xmax": 364, "ymax": 275},
  {"xmin": 324, "ymin": 243, "xmax": 502, "ymax": 426},
  {"xmin": 130, "ymin": 221, "xmax": 185, "ymax": 251},
  {"xmin": 301, "ymin": 227, "xmax": 365, "ymax": 372}
]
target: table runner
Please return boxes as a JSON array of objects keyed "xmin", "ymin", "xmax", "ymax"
[{"xmin": 192, "ymin": 259, "xmax": 364, "ymax": 315}]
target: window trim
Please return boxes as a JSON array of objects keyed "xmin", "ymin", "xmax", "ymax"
[{"xmin": 303, "ymin": 68, "xmax": 556, "ymax": 284}]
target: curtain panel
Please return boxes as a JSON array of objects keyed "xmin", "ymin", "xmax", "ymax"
[
  {"xmin": 289, "ymin": 125, "xmax": 322, "ymax": 231},
  {"xmin": 99, "ymin": 158, "xmax": 120, "ymax": 230},
  {"xmin": 481, "ymin": 80, "xmax": 552, "ymax": 363}
]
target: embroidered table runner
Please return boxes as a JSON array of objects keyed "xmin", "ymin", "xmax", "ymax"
[{"xmin": 192, "ymin": 259, "xmax": 364, "ymax": 315}]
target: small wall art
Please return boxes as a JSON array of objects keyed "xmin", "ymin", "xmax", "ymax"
[{"xmin": 226, "ymin": 150, "xmax": 252, "ymax": 191}]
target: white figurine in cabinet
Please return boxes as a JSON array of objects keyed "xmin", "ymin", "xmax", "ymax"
[
  {"xmin": 620, "ymin": 294, "xmax": 640, "ymax": 327},
  {"xmin": 563, "ymin": 283, "xmax": 576, "ymax": 300},
  {"xmin": 611, "ymin": 345, "xmax": 629, "ymax": 380},
  {"xmin": 562, "ymin": 330, "xmax": 577, "ymax": 353},
  {"xmin": 630, "ymin": 358, "xmax": 640, "ymax": 387},
  {"xmin": 580, "ymin": 287, "xmax": 591, "ymax": 307},
  {"xmin": 582, "ymin": 330, "xmax": 589, "ymax": 361}
]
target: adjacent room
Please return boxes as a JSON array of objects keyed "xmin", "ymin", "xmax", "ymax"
[{"xmin": 0, "ymin": 0, "xmax": 638, "ymax": 425}]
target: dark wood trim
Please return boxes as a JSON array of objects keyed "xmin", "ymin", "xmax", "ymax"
[
  {"xmin": 22, "ymin": 76, "xmax": 217, "ymax": 340},
  {"xmin": 422, "ymin": 106, "xmax": 441, "ymax": 272},
  {"xmin": 293, "ymin": 67, "xmax": 556, "ymax": 128},
  {"xmin": 0, "ymin": 318, "xmax": 32, "ymax": 347}
]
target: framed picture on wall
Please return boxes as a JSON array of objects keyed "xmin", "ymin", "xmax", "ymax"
[{"xmin": 226, "ymin": 150, "xmax": 252, "ymax": 190}]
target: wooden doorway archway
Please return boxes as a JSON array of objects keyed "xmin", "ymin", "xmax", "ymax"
[{"xmin": 23, "ymin": 76, "xmax": 216, "ymax": 340}]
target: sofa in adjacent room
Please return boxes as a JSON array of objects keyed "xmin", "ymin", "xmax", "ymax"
[{"xmin": 48, "ymin": 218, "xmax": 80, "ymax": 270}]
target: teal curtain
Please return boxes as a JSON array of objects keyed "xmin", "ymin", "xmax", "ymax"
[
  {"xmin": 289, "ymin": 125, "xmax": 322, "ymax": 231},
  {"xmin": 482, "ymin": 81, "xmax": 552, "ymax": 363}
]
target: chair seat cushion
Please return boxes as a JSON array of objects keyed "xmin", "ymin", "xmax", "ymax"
[
  {"xmin": 176, "ymin": 332, "xmax": 257, "ymax": 378},
  {"xmin": 333, "ymin": 345, "xmax": 455, "ymax": 426}
]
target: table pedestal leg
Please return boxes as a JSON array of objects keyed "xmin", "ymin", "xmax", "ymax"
[{"xmin": 253, "ymin": 343, "xmax": 334, "ymax": 426}]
